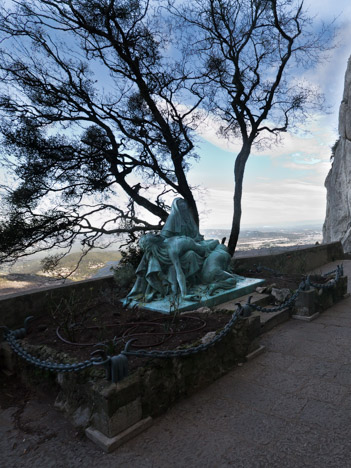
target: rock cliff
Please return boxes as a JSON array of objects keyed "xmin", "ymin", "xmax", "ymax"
[{"xmin": 323, "ymin": 56, "xmax": 351, "ymax": 252}]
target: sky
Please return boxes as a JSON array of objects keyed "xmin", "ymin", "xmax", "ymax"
[
  {"xmin": 1, "ymin": 0, "xmax": 351, "ymax": 236},
  {"xmin": 191, "ymin": 0, "xmax": 351, "ymax": 229}
]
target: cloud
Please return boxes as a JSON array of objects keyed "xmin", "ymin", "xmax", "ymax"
[
  {"xmin": 189, "ymin": 0, "xmax": 348, "ymax": 229},
  {"xmin": 306, "ymin": 0, "xmax": 351, "ymax": 15},
  {"xmin": 199, "ymin": 174, "xmax": 327, "ymax": 228},
  {"xmin": 196, "ymin": 110, "xmax": 336, "ymax": 160},
  {"xmin": 243, "ymin": 179, "xmax": 326, "ymax": 222},
  {"xmin": 194, "ymin": 114, "xmax": 242, "ymax": 154}
]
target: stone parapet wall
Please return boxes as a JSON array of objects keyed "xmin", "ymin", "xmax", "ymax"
[
  {"xmin": 0, "ymin": 276, "xmax": 115, "ymax": 331},
  {"xmin": 0, "ymin": 242, "xmax": 344, "ymax": 332},
  {"xmin": 233, "ymin": 242, "xmax": 344, "ymax": 275}
]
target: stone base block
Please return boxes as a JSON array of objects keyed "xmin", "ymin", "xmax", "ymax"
[
  {"xmin": 294, "ymin": 289, "xmax": 316, "ymax": 317},
  {"xmin": 126, "ymin": 277, "xmax": 265, "ymax": 314},
  {"xmin": 257, "ymin": 308, "xmax": 290, "ymax": 334},
  {"xmin": 85, "ymin": 417, "xmax": 153, "ymax": 453},
  {"xmin": 91, "ymin": 397, "xmax": 142, "ymax": 438},
  {"xmin": 292, "ymin": 312, "xmax": 320, "ymax": 322},
  {"xmin": 245, "ymin": 345, "xmax": 265, "ymax": 361},
  {"xmin": 0, "ymin": 342, "xmax": 15, "ymax": 374}
]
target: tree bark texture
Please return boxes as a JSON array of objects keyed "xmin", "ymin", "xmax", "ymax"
[{"xmin": 227, "ymin": 144, "xmax": 251, "ymax": 256}]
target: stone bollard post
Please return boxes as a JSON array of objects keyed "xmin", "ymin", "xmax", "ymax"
[{"xmin": 292, "ymin": 289, "xmax": 318, "ymax": 321}]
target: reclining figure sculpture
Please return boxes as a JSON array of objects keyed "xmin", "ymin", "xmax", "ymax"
[{"xmin": 123, "ymin": 198, "xmax": 241, "ymax": 308}]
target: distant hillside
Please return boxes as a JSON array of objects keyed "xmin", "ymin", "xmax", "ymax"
[{"xmin": 1, "ymin": 250, "xmax": 122, "ymax": 282}]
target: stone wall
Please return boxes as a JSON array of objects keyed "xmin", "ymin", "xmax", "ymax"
[
  {"xmin": 0, "ymin": 242, "xmax": 344, "ymax": 332},
  {"xmin": 1, "ymin": 263, "xmax": 347, "ymax": 451},
  {"xmin": 0, "ymin": 276, "xmax": 115, "ymax": 330},
  {"xmin": 138, "ymin": 315, "xmax": 260, "ymax": 418},
  {"xmin": 233, "ymin": 242, "xmax": 344, "ymax": 275}
]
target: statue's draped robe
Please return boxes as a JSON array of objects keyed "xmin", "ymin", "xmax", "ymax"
[
  {"xmin": 127, "ymin": 243, "xmax": 204, "ymax": 302},
  {"xmin": 123, "ymin": 198, "xmax": 239, "ymax": 305},
  {"xmin": 160, "ymin": 198, "xmax": 203, "ymax": 241},
  {"xmin": 125, "ymin": 199, "xmax": 205, "ymax": 303}
]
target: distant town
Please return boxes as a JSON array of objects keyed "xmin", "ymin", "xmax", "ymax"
[{"xmin": 203, "ymin": 226, "xmax": 322, "ymax": 251}]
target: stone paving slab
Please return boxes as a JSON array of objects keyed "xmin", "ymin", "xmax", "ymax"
[{"xmin": 1, "ymin": 260, "xmax": 351, "ymax": 467}]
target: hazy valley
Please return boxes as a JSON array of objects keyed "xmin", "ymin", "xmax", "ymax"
[{"xmin": 0, "ymin": 226, "xmax": 323, "ymax": 296}]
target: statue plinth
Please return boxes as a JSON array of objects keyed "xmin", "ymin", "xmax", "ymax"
[
  {"xmin": 122, "ymin": 198, "xmax": 264, "ymax": 314},
  {"xmin": 125, "ymin": 276, "xmax": 265, "ymax": 314}
]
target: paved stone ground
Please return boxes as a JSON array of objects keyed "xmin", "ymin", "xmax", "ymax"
[{"xmin": 1, "ymin": 261, "xmax": 351, "ymax": 468}]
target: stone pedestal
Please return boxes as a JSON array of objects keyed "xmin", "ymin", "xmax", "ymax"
[
  {"xmin": 127, "ymin": 277, "xmax": 265, "ymax": 314},
  {"xmin": 293, "ymin": 289, "xmax": 316, "ymax": 317},
  {"xmin": 56, "ymin": 371, "xmax": 153, "ymax": 452},
  {"xmin": 0, "ymin": 342, "xmax": 15, "ymax": 375},
  {"xmin": 85, "ymin": 417, "xmax": 153, "ymax": 453}
]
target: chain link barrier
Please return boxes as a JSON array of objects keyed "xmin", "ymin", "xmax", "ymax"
[
  {"xmin": 4, "ymin": 330, "xmax": 102, "ymax": 372},
  {"xmin": 1, "ymin": 265, "xmax": 344, "ymax": 382},
  {"xmin": 2, "ymin": 323, "xmax": 106, "ymax": 372},
  {"xmin": 309, "ymin": 264, "xmax": 343, "ymax": 289},
  {"xmin": 243, "ymin": 286, "xmax": 303, "ymax": 314},
  {"xmin": 321, "ymin": 268, "xmax": 338, "ymax": 278},
  {"xmin": 121, "ymin": 309, "xmax": 240, "ymax": 358},
  {"xmin": 246, "ymin": 264, "xmax": 343, "ymax": 314}
]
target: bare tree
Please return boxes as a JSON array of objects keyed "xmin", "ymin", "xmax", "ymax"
[
  {"xmin": 173, "ymin": 0, "xmax": 332, "ymax": 255},
  {"xmin": 0, "ymin": 0, "xmax": 202, "ymax": 262}
]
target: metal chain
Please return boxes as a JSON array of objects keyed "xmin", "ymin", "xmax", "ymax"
[
  {"xmin": 122, "ymin": 309, "xmax": 240, "ymax": 358},
  {"xmin": 321, "ymin": 268, "xmax": 338, "ymax": 278},
  {"xmin": 1, "ymin": 264, "xmax": 343, "ymax": 381},
  {"xmin": 3, "ymin": 329, "xmax": 104, "ymax": 373},
  {"xmin": 244, "ymin": 264, "xmax": 343, "ymax": 314},
  {"xmin": 249, "ymin": 283, "xmax": 304, "ymax": 313},
  {"xmin": 309, "ymin": 264, "xmax": 342, "ymax": 289},
  {"xmin": 2, "ymin": 311, "xmax": 240, "ymax": 378}
]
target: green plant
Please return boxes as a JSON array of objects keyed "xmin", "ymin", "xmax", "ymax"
[
  {"xmin": 113, "ymin": 263, "xmax": 136, "ymax": 291},
  {"xmin": 48, "ymin": 289, "xmax": 96, "ymax": 342},
  {"xmin": 103, "ymin": 336, "xmax": 121, "ymax": 356},
  {"xmin": 119, "ymin": 244, "xmax": 144, "ymax": 269},
  {"xmin": 166, "ymin": 294, "xmax": 183, "ymax": 331}
]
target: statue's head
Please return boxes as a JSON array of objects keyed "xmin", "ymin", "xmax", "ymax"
[
  {"xmin": 174, "ymin": 198, "xmax": 188, "ymax": 213},
  {"xmin": 139, "ymin": 233, "xmax": 163, "ymax": 253}
]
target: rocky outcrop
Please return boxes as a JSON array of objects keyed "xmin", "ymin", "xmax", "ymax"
[{"xmin": 323, "ymin": 56, "xmax": 351, "ymax": 252}]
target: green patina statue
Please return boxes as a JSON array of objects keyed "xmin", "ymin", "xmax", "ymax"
[{"xmin": 123, "ymin": 198, "xmax": 241, "ymax": 309}]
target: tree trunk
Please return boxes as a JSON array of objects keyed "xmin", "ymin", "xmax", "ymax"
[
  {"xmin": 182, "ymin": 189, "xmax": 199, "ymax": 227},
  {"xmin": 227, "ymin": 144, "xmax": 251, "ymax": 256}
]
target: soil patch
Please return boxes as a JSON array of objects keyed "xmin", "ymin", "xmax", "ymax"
[
  {"xmin": 23, "ymin": 295, "xmax": 233, "ymax": 373},
  {"xmin": 19, "ymin": 270, "xmax": 327, "ymax": 373}
]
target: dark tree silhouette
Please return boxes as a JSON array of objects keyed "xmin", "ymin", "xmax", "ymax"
[
  {"xmin": 0, "ymin": 0, "xmax": 202, "ymax": 262},
  {"xmin": 0, "ymin": 0, "xmax": 334, "ymax": 264},
  {"xmin": 173, "ymin": 0, "xmax": 332, "ymax": 255}
]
